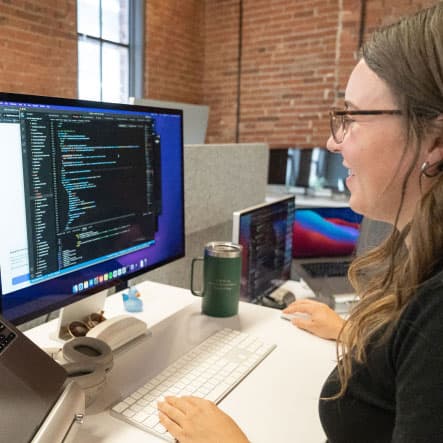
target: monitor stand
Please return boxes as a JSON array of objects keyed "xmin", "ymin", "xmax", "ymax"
[{"xmin": 51, "ymin": 289, "xmax": 108, "ymax": 342}]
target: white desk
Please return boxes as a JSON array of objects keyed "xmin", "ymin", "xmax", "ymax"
[{"xmin": 26, "ymin": 280, "xmax": 337, "ymax": 443}]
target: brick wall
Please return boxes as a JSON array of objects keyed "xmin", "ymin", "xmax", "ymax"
[
  {"xmin": 0, "ymin": 0, "xmax": 77, "ymax": 98},
  {"xmin": 364, "ymin": 0, "xmax": 438, "ymax": 32},
  {"xmin": 203, "ymin": 0, "xmax": 439, "ymax": 148},
  {"xmin": 239, "ymin": 0, "xmax": 342, "ymax": 148},
  {"xmin": 203, "ymin": 0, "xmax": 241, "ymax": 143},
  {"xmin": 0, "ymin": 0, "xmax": 438, "ymax": 147},
  {"xmin": 144, "ymin": 0, "xmax": 205, "ymax": 104}
]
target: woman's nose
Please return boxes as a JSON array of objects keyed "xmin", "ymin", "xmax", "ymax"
[{"xmin": 326, "ymin": 135, "xmax": 342, "ymax": 153}]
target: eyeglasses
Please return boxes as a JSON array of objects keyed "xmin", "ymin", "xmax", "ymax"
[
  {"xmin": 67, "ymin": 311, "xmax": 106, "ymax": 338},
  {"xmin": 329, "ymin": 108, "xmax": 402, "ymax": 144}
]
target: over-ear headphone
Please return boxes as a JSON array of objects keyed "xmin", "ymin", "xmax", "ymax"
[{"xmin": 46, "ymin": 337, "xmax": 113, "ymax": 407}]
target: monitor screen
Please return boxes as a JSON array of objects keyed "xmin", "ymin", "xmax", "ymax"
[
  {"xmin": 232, "ymin": 196, "xmax": 295, "ymax": 303},
  {"xmin": 286, "ymin": 147, "xmax": 348, "ymax": 191},
  {"xmin": 0, "ymin": 93, "xmax": 185, "ymax": 324},
  {"xmin": 293, "ymin": 207, "xmax": 362, "ymax": 258}
]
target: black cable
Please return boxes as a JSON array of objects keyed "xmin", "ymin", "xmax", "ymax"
[{"xmin": 235, "ymin": 0, "xmax": 243, "ymax": 143}]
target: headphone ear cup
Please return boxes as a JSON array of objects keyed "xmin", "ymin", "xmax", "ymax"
[
  {"xmin": 62, "ymin": 336, "xmax": 113, "ymax": 372},
  {"xmin": 60, "ymin": 337, "xmax": 114, "ymax": 407},
  {"xmin": 62, "ymin": 361, "xmax": 107, "ymax": 407}
]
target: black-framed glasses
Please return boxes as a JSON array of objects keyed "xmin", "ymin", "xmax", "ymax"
[{"xmin": 329, "ymin": 108, "xmax": 402, "ymax": 144}]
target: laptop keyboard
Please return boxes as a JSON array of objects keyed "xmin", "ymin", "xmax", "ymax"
[
  {"xmin": 301, "ymin": 261, "xmax": 351, "ymax": 278},
  {"xmin": 0, "ymin": 321, "xmax": 16, "ymax": 355}
]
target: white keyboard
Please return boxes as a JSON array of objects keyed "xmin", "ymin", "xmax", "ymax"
[{"xmin": 110, "ymin": 328, "xmax": 276, "ymax": 442}]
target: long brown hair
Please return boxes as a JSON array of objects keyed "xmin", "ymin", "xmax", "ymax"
[{"xmin": 333, "ymin": 3, "xmax": 443, "ymax": 399}]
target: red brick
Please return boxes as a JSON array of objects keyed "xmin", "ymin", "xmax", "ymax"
[
  {"xmin": 0, "ymin": 0, "xmax": 77, "ymax": 98},
  {"xmin": 0, "ymin": 0, "xmax": 437, "ymax": 147}
]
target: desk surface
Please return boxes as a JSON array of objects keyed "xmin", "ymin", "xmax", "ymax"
[{"xmin": 26, "ymin": 280, "xmax": 336, "ymax": 443}]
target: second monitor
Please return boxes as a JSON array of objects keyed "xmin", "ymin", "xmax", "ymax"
[
  {"xmin": 130, "ymin": 97, "xmax": 209, "ymax": 145},
  {"xmin": 232, "ymin": 196, "xmax": 295, "ymax": 304}
]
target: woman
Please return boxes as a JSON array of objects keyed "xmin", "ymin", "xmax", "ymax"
[{"xmin": 158, "ymin": 4, "xmax": 443, "ymax": 442}]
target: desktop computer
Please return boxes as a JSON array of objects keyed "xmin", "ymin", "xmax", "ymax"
[
  {"xmin": 0, "ymin": 92, "xmax": 277, "ymax": 442},
  {"xmin": 130, "ymin": 97, "xmax": 209, "ymax": 145},
  {"xmin": 271, "ymin": 147, "xmax": 349, "ymax": 196},
  {"xmin": 0, "ymin": 92, "xmax": 185, "ymax": 326}
]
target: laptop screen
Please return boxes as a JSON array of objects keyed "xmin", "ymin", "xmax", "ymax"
[
  {"xmin": 293, "ymin": 206, "xmax": 363, "ymax": 258},
  {"xmin": 232, "ymin": 196, "xmax": 295, "ymax": 303}
]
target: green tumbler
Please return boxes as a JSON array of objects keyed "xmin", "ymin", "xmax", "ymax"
[{"xmin": 191, "ymin": 242, "xmax": 242, "ymax": 317}]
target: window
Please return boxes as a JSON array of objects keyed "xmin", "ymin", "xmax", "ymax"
[{"xmin": 77, "ymin": 0, "xmax": 143, "ymax": 103}]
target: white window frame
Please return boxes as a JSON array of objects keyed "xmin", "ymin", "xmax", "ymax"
[{"xmin": 77, "ymin": 0, "xmax": 144, "ymax": 102}]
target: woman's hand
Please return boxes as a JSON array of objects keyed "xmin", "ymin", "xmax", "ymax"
[
  {"xmin": 283, "ymin": 299, "xmax": 345, "ymax": 340},
  {"xmin": 158, "ymin": 396, "xmax": 249, "ymax": 443}
]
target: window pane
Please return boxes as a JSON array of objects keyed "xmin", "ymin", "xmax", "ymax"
[
  {"xmin": 78, "ymin": 38, "xmax": 101, "ymax": 101},
  {"xmin": 102, "ymin": 43, "xmax": 128, "ymax": 103},
  {"xmin": 102, "ymin": 0, "xmax": 129, "ymax": 44},
  {"xmin": 77, "ymin": 0, "xmax": 100, "ymax": 37}
]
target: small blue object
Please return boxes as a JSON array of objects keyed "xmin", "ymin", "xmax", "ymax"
[{"xmin": 122, "ymin": 286, "xmax": 143, "ymax": 312}]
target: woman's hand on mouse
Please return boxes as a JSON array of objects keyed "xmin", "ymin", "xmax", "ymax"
[
  {"xmin": 283, "ymin": 299, "xmax": 345, "ymax": 341},
  {"xmin": 158, "ymin": 396, "xmax": 249, "ymax": 443}
]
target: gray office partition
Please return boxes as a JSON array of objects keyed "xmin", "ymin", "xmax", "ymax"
[{"xmin": 136, "ymin": 143, "xmax": 269, "ymax": 289}]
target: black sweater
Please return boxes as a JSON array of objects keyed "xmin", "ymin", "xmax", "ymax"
[{"xmin": 319, "ymin": 269, "xmax": 443, "ymax": 442}]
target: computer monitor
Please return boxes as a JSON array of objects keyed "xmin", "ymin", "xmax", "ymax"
[
  {"xmin": 0, "ymin": 92, "xmax": 185, "ymax": 325},
  {"xmin": 286, "ymin": 147, "xmax": 348, "ymax": 192},
  {"xmin": 232, "ymin": 196, "xmax": 295, "ymax": 303},
  {"xmin": 130, "ymin": 97, "xmax": 209, "ymax": 145}
]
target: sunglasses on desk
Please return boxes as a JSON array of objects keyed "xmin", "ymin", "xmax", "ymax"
[{"xmin": 67, "ymin": 311, "xmax": 106, "ymax": 338}]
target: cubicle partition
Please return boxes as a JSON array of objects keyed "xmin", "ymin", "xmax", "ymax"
[{"xmin": 138, "ymin": 143, "xmax": 269, "ymax": 289}]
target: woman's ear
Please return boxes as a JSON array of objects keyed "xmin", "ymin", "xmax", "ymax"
[
  {"xmin": 426, "ymin": 141, "xmax": 443, "ymax": 165},
  {"xmin": 421, "ymin": 117, "xmax": 443, "ymax": 178},
  {"xmin": 425, "ymin": 116, "xmax": 443, "ymax": 163}
]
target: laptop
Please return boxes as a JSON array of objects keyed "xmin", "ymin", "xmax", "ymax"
[
  {"xmin": 292, "ymin": 206, "xmax": 363, "ymax": 295},
  {"xmin": 0, "ymin": 315, "xmax": 69, "ymax": 442},
  {"xmin": 232, "ymin": 196, "xmax": 296, "ymax": 305},
  {"xmin": 293, "ymin": 206, "xmax": 393, "ymax": 294}
]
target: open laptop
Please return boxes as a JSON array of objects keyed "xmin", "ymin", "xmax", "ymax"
[
  {"xmin": 232, "ymin": 196, "xmax": 296, "ymax": 305},
  {"xmin": 292, "ymin": 206, "xmax": 363, "ymax": 295},
  {"xmin": 292, "ymin": 206, "xmax": 392, "ymax": 297}
]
